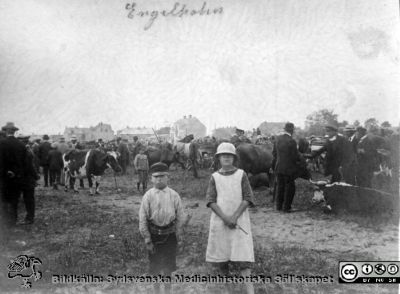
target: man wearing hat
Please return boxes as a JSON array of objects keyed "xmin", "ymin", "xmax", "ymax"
[
  {"xmin": 17, "ymin": 134, "xmax": 39, "ymax": 224},
  {"xmin": 54, "ymin": 137, "xmax": 69, "ymax": 186},
  {"xmin": 139, "ymin": 162, "xmax": 184, "ymax": 294},
  {"xmin": 38, "ymin": 134, "xmax": 52, "ymax": 187},
  {"xmin": 355, "ymin": 126, "xmax": 380, "ymax": 187},
  {"xmin": 67, "ymin": 135, "xmax": 84, "ymax": 190},
  {"xmin": 272, "ymin": 122, "xmax": 301, "ymax": 212},
  {"xmin": 343, "ymin": 125, "xmax": 358, "ymax": 184},
  {"xmin": 344, "ymin": 125, "xmax": 356, "ymax": 138},
  {"xmin": 95, "ymin": 138, "xmax": 106, "ymax": 153},
  {"xmin": 344, "ymin": 125, "xmax": 358, "ymax": 153},
  {"xmin": 55, "ymin": 137, "xmax": 69, "ymax": 154},
  {"xmin": 69, "ymin": 135, "xmax": 83, "ymax": 150},
  {"xmin": 0, "ymin": 122, "xmax": 28, "ymax": 227},
  {"xmin": 117, "ymin": 137, "xmax": 129, "ymax": 175},
  {"xmin": 231, "ymin": 128, "xmax": 251, "ymax": 145},
  {"xmin": 307, "ymin": 124, "xmax": 356, "ymax": 184}
]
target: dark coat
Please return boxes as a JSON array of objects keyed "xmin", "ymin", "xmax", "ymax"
[
  {"xmin": 48, "ymin": 149, "xmax": 64, "ymax": 171},
  {"xmin": 0, "ymin": 136, "xmax": 28, "ymax": 186},
  {"xmin": 349, "ymin": 135, "xmax": 359, "ymax": 154},
  {"xmin": 313, "ymin": 134, "xmax": 356, "ymax": 176},
  {"xmin": 272, "ymin": 133, "xmax": 301, "ymax": 176},
  {"xmin": 38, "ymin": 141, "xmax": 52, "ymax": 166},
  {"xmin": 357, "ymin": 134, "xmax": 385, "ymax": 171},
  {"xmin": 117, "ymin": 142, "xmax": 130, "ymax": 161},
  {"xmin": 23, "ymin": 148, "xmax": 40, "ymax": 189}
]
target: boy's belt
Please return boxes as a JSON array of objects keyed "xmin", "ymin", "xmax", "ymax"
[{"xmin": 149, "ymin": 220, "xmax": 176, "ymax": 235}]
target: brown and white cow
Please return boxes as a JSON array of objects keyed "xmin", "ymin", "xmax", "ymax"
[{"xmin": 63, "ymin": 149, "xmax": 121, "ymax": 195}]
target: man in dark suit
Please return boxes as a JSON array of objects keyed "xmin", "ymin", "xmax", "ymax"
[
  {"xmin": 117, "ymin": 137, "xmax": 130, "ymax": 175},
  {"xmin": 38, "ymin": 134, "xmax": 52, "ymax": 187},
  {"xmin": 309, "ymin": 125, "xmax": 356, "ymax": 184},
  {"xmin": 18, "ymin": 134, "xmax": 40, "ymax": 224},
  {"xmin": 0, "ymin": 122, "xmax": 28, "ymax": 227},
  {"xmin": 68, "ymin": 135, "xmax": 84, "ymax": 189},
  {"xmin": 343, "ymin": 125, "xmax": 358, "ymax": 184},
  {"xmin": 272, "ymin": 122, "xmax": 300, "ymax": 212},
  {"xmin": 344, "ymin": 125, "xmax": 359, "ymax": 154},
  {"xmin": 69, "ymin": 135, "xmax": 84, "ymax": 150},
  {"xmin": 355, "ymin": 127, "xmax": 383, "ymax": 188}
]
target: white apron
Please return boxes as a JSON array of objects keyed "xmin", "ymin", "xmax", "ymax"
[{"xmin": 206, "ymin": 169, "xmax": 254, "ymax": 262}]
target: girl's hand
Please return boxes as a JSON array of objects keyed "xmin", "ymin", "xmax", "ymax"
[
  {"xmin": 223, "ymin": 215, "xmax": 237, "ymax": 229},
  {"xmin": 146, "ymin": 242, "xmax": 155, "ymax": 254}
]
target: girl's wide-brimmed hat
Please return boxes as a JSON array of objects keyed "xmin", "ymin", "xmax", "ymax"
[
  {"xmin": 215, "ymin": 142, "xmax": 237, "ymax": 157},
  {"xmin": 1, "ymin": 122, "xmax": 19, "ymax": 131}
]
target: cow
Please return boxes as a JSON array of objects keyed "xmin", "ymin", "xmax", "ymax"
[
  {"xmin": 63, "ymin": 149, "xmax": 121, "ymax": 195},
  {"xmin": 174, "ymin": 141, "xmax": 201, "ymax": 177},
  {"xmin": 310, "ymin": 181, "xmax": 398, "ymax": 220},
  {"xmin": 144, "ymin": 142, "xmax": 183, "ymax": 168},
  {"xmin": 248, "ymin": 173, "xmax": 270, "ymax": 188},
  {"xmin": 235, "ymin": 143, "xmax": 274, "ymax": 175},
  {"xmin": 235, "ymin": 143, "xmax": 311, "ymax": 202}
]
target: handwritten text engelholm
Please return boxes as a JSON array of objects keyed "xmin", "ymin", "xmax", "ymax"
[{"xmin": 125, "ymin": 2, "xmax": 224, "ymax": 30}]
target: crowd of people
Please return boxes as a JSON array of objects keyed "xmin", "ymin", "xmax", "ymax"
[
  {"xmin": 0, "ymin": 119, "xmax": 397, "ymax": 294},
  {"xmin": 0, "ymin": 123, "xmax": 152, "ymax": 229},
  {"xmin": 1, "ymin": 120, "xmax": 396, "ymax": 225},
  {"xmin": 270, "ymin": 122, "xmax": 397, "ymax": 213}
]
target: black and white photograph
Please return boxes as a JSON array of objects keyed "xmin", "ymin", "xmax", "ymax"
[{"xmin": 0, "ymin": 0, "xmax": 399, "ymax": 293}]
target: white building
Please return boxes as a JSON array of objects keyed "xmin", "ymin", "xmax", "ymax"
[
  {"xmin": 170, "ymin": 115, "xmax": 207, "ymax": 143},
  {"xmin": 117, "ymin": 127, "xmax": 154, "ymax": 141}
]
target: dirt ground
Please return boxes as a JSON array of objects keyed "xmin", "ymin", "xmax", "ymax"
[{"xmin": 0, "ymin": 167, "xmax": 398, "ymax": 293}]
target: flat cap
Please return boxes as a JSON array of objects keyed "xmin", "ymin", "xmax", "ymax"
[
  {"xmin": 150, "ymin": 162, "xmax": 169, "ymax": 176},
  {"xmin": 42, "ymin": 134, "xmax": 50, "ymax": 140}
]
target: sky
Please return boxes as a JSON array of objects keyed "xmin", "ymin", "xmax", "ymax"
[{"xmin": 0, "ymin": 0, "xmax": 399, "ymax": 135}]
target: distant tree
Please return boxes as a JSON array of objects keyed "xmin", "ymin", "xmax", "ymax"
[
  {"xmin": 364, "ymin": 118, "xmax": 379, "ymax": 130},
  {"xmin": 305, "ymin": 109, "xmax": 338, "ymax": 136},
  {"xmin": 381, "ymin": 121, "xmax": 392, "ymax": 128},
  {"xmin": 258, "ymin": 121, "xmax": 285, "ymax": 136},
  {"xmin": 353, "ymin": 120, "xmax": 360, "ymax": 127},
  {"xmin": 338, "ymin": 120, "xmax": 349, "ymax": 128},
  {"xmin": 212, "ymin": 127, "xmax": 236, "ymax": 139}
]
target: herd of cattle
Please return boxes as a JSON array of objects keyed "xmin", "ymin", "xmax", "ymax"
[
  {"xmin": 61, "ymin": 130, "xmax": 398, "ymax": 199},
  {"xmin": 62, "ymin": 134, "xmax": 315, "ymax": 196}
]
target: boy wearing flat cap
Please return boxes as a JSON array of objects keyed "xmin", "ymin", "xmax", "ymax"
[{"xmin": 139, "ymin": 162, "xmax": 184, "ymax": 294}]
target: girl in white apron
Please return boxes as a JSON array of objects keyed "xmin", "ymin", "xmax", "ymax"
[{"xmin": 206, "ymin": 142, "xmax": 255, "ymax": 294}]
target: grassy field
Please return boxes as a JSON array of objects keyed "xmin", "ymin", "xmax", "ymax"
[{"xmin": 0, "ymin": 166, "xmax": 398, "ymax": 293}]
